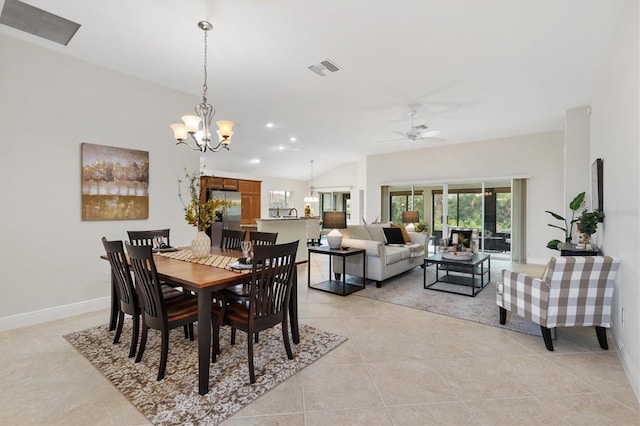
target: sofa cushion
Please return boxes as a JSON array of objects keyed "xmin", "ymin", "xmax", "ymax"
[
  {"xmin": 364, "ymin": 225, "xmax": 387, "ymax": 243},
  {"xmin": 391, "ymin": 223, "xmax": 411, "ymax": 243},
  {"xmin": 383, "ymin": 227, "xmax": 405, "ymax": 244},
  {"xmin": 385, "ymin": 246, "xmax": 405, "ymax": 264},
  {"xmin": 343, "ymin": 225, "xmax": 372, "ymax": 241}
]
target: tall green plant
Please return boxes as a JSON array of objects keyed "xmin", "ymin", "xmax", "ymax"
[{"xmin": 545, "ymin": 192, "xmax": 585, "ymax": 250}]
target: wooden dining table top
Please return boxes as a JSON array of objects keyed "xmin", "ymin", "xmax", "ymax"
[{"xmin": 151, "ymin": 247, "xmax": 247, "ymax": 290}]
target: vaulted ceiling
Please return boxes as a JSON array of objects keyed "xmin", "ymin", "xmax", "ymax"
[{"xmin": 0, "ymin": 0, "xmax": 624, "ymax": 179}]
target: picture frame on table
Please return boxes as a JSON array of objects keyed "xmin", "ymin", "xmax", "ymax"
[{"xmin": 591, "ymin": 158, "xmax": 603, "ymax": 220}]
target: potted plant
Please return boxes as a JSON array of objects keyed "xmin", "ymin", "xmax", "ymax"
[
  {"xmin": 415, "ymin": 222, "xmax": 429, "ymax": 234},
  {"xmin": 577, "ymin": 210, "xmax": 605, "ymax": 245},
  {"xmin": 178, "ymin": 168, "xmax": 230, "ymax": 257},
  {"xmin": 545, "ymin": 192, "xmax": 585, "ymax": 250}
]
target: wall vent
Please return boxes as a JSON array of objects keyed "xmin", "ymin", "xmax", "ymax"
[
  {"xmin": 308, "ymin": 59, "xmax": 341, "ymax": 77},
  {"xmin": 0, "ymin": 0, "xmax": 81, "ymax": 46}
]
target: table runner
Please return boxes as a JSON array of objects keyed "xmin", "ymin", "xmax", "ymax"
[{"xmin": 157, "ymin": 249, "xmax": 251, "ymax": 273}]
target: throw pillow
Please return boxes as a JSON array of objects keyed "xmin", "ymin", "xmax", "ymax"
[
  {"xmin": 391, "ymin": 223, "xmax": 412, "ymax": 243},
  {"xmin": 383, "ymin": 227, "xmax": 406, "ymax": 245}
]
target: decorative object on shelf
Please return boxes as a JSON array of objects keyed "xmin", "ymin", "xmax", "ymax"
[
  {"xmin": 323, "ymin": 211, "xmax": 347, "ymax": 249},
  {"xmin": 545, "ymin": 192, "xmax": 585, "ymax": 250},
  {"xmin": 415, "ymin": 222, "xmax": 429, "ymax": 234},
  {"xmin": 304, "ymin": 160, "xmax": 319, "ymax": 203},
  {"xmin": 170, "ymin": 21, "xmax": 234, "ymax": 152},
  {"xmin": 178, "ymin": 168, "xmax": 230, "ymax": 257},
  {"xmin": 577, "ymin": 210, "xmax": 605, "ymax": 246},
  {"xmin": 304, "ymin": 204, "xmax": 312, "ymax": 217},
  {"xmin": 81, "ymin": 143, "xmax": 149, "ymax": 221}
]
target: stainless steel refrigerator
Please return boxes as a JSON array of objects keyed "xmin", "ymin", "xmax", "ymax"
[{"xmin": 209, "ymin": 190, "xmax": 242, "ymax": 246}]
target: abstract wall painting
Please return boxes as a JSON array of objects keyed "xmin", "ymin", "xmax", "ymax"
[{"xmin": 81, "ymin": 143, "xmax": 149, "ymax": 220}]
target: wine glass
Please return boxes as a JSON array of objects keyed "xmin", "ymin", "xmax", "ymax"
[{"xmin": 241, "ymin": 241, "xmax": 252, "ymax": 260}]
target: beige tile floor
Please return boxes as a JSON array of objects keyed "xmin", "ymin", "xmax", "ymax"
[{"xmin": 1, "ymin": 256, "xmax": 638, "ymax": 425}]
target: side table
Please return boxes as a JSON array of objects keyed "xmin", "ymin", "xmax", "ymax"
[{"xmin": 308, "ymin": 246, "xmax": 366, "ymax": 296}]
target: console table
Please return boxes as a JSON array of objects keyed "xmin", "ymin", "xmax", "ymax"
[
  {"xmin": 423, "ymin": 253, "xmax": 491, "ymax": 297},
  {"xmin": 307, "ymin": 246, "xmax": 366, "ymax": 296}
]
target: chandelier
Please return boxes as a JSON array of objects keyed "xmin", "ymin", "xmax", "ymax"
[
  {"xmin": 170, "ymin": 21, "xmax": 234, "ymax": 152},
  {"xmin": 304, "ymin": 160, "xmax": 319, "ymax": 203}
]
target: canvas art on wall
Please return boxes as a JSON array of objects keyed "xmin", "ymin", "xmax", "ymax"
[{"xmin": 81, "ymin": 143, "xmax": 149, "ymax": 220}]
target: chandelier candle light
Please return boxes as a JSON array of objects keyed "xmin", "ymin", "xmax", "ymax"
[{"xmin": 170, "ymin": 21, "xmax": 234, "ymax": 152}]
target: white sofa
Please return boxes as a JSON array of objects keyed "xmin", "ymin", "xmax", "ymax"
[{"xmin": 333, "ymin": 224, "xmax": 427, "ymax": 287}]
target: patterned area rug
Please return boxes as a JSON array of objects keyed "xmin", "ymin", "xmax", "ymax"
[
  {"xmin": 64, "ymin": 323, "xmax": 346, "ymax": 425},
  {"xmin": 354, "ymin": 265, "xmax": 542, "ymax": 336}
]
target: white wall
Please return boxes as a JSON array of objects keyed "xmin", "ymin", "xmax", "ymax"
[
  {"xmin": 0, "ymin": 34, "xmax": 202, "ymax": 324},
  {"xmin": 564, "ymin": 106, "xmax": 591, "ymax": 211},
  {"xmin": 590, "ymin": 0, "xmax": 639, "ymax": 398},
  {"xmin": 365, "ymin": 132, "xmax": 565, "ymax": 263}
]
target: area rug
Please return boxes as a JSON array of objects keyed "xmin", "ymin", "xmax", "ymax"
[
  {"xmin": 354, "ymin": 266, "xmax": 542, "ymax": 336},
  {"xmin": 64, "ymin": 323, "xmax": 346, "ymax": 425}
]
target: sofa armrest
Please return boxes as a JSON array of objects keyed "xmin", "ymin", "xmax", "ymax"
[
  {"xmin": 498, "ymin": 270, "xmax": 550, "ymax": 326},
  {"xmin": 341, "ymin": 238, "xmax": 383, "ymax": 257}
]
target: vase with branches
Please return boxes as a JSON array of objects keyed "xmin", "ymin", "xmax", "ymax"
[{"xmin": 178, "ymin": 168, "xmax": 230, "ymax": 257}]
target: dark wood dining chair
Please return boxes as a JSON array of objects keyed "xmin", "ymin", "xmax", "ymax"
[
  {"xmin": 217, "ymin": 240, "xmax": 299, "ymax": 384},
  {"xmin": 125, "ymin": 242, "xmax": 205, "ymax": 381},
  {"xmin": 101, "ymin": 237, "xmax": 188, "ymax": 358},
  {"xmin": 127, "ymin": 229, "xmax": 171, "ymax": 248},
  {"xmin": 220, "ymin": 229, "xmax": 246, "ymax": 250},
  {"xmin": 249, "ymin": 231, "xmax": 278, "ymax": 246}
]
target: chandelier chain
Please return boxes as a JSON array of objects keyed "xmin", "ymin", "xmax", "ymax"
[{"xmin": 202, "ymin": 28, "xmax": 208, "ymax": 102}]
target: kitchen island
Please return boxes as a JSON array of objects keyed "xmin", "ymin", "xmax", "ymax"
[{"xmin": 256, "ymin": 217, "xmax": 319, "ymax": 262}]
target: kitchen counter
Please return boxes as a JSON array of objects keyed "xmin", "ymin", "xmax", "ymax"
[{"xmin": 256, "ymin": 218, "xmax": 317, "ymax": 261}]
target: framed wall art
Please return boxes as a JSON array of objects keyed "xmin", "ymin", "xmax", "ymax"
[
  {"xmin": 591, "ymin": 158, "xmax": 603, "ymax": 216},
  {"xmin": 81, "ymin": 143, "xmax": 149, "ymax": 220}
]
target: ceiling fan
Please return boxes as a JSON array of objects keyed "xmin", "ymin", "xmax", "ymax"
[{"xmin": 387, "ymin": 110, "xmax": 445, "ymax": 143}]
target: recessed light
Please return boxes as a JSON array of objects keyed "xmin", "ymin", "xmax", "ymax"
[
  {"xmin": 249, "ymin": 158, "xmax": 260, "ymax": 164},
  {"xmin": 266, "ymin": 122, "xmax": 274, "ymax": 128},
  {"xmin": 289, "ymin": 137, "xmax": 297, "ymax": 142},
  {"xmin": 278, "ymin": 146, "xmax": 285, "ymax": 150}
]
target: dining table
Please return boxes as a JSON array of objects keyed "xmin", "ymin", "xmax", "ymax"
[{"xmin": 104, "ymin": 246, "xmax": 302, "ymax": 395}]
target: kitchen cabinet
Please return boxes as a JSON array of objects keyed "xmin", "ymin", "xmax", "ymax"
[{"xmin": 201, "ymin": 176, "xmax": 261, "ymax": 225}]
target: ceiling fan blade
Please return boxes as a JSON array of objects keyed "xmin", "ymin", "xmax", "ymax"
[{"xmin": 415, "ymin": 137, "xmax": 447, "ymax": 143}]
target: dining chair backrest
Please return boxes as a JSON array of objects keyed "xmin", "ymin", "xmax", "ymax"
[
  {"xmin": 102, "ymin": 237, "xmax": 138, "ymax": 316},
  {"xmin": 220, "ymin": 229, "xmax": 246, "ymax": 250},
  {"xmin": 125, "ymin": 242, "xmax": 167, "ymax": 329},
  {"xmin": 249, "ymin": 231, "xmax": 278, "ymax": 246},
  {"xmin": 249, "ymin": 240, "xmax": 299, "ymax": 323},
  {"xmin": 127, "ymin": 229, "xmax": 171, "ymax": 247}
]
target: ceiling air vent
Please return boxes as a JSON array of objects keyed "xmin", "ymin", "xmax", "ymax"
[
  {"xmin": 0, "ymin": 0, "xmax": 81, "ymax": 46},
  {"xmin": 308, "ymin": 58, "xmax": 341, "ymax": 77}
]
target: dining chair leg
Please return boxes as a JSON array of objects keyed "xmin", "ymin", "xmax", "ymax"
[
  {"xmin": 231, "ymin": 327, "xmax": 236, "ymax": 345},
  {"xmin": 282, "ymin": 317, "xmax": 294, "ymax": 360},
  {"xmin": 183, "ymin": 325, "xmax": 189, "ymax": 339},
  {"xmin": 255, "ymin": 332, "xmax": 259, "ymax": 343},
  {"xmin": 188, "ymin": 323, "xmax": 195, "ymax": 341},
  {"xmin": 135, "ymin": 324, "xmax": 149, "ymax": 363},
  {"xmin": 248, "ymin": 333, "xmax": 255, "ymax": 384},
  {"xmin": 212, "ymin": 321, "xmax": 219, "ymax": 363},
  {"xmin": 158, "ymin": 331, "xmax": 169, "ymax": 381},
  {"xmin": 113, "ymin": 311, "xmax": 125, "ymax": 344},
  {"xmin": 129, "ymin": 314, "xmax": 140, "ymax": 358}
]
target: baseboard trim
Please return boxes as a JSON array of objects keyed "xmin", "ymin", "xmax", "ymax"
[
  {"xmin": 0, "ymin": 297, "xmax": 110, "ymax": 332},
  {"xmin": 612, "ymin": 332, "xmax": 640, "ymax": 404}
]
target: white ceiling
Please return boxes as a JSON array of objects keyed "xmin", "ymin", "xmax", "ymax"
[{"xmin": 0, "ymin": 0, "xmax": 624, "ymax": 180}]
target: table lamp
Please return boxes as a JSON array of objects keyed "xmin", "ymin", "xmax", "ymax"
[
  {"xmin": 401, "ymin": 211, "xmax": 419, "ymax": 231},
  {"xmin": 323, "ymin": 211, "xmax": 347, "ymax": 249}
]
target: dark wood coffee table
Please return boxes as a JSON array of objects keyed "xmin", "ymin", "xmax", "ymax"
[{"xmin": 423, "ymin": 252, "xmax": 490, "ymax": 297}]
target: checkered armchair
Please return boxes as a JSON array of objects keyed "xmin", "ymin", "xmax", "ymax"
[{"xmin": 497, "ymin": 256, "xmax": 620, "ymax": 351}]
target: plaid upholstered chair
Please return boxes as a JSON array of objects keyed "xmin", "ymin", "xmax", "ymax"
[{"xmin": 497, "ymin": 256, "xmax": 620, "ymax": 351}]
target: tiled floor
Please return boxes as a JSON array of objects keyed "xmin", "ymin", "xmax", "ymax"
[{"xmin": 1, "ymin": 256, "xmax": 638, "ymax": 425}]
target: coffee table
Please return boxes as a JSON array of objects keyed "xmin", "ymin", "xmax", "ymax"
[{"xmin": 423, "ymin": 252, "xmax": 490, "ymax": 297}]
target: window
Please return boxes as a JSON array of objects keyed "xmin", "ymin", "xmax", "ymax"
[
  {"xmin": 389, "ymin": 191, "xmax": 423, "ymax": 223},
  {"xmin": 269, "ymin": 190, "xmax": 293, "ymax": 208}
]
